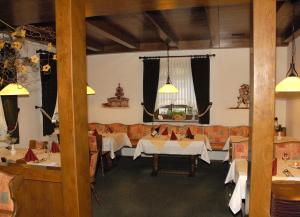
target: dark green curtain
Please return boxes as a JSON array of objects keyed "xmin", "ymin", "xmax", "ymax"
[
  {"xmin": 143, "ymin": 59, "xmax": 160, "ymax": 122},
  {"xmin": 39, "ymin": 51, "xmax": 57, "ymax": 136},
  {"xmin": 0, "ymin": 43, "xmax": 19, "ymax": 143},
  {"xmin": 191, "ymin": 57, "xmax": 210, "ymax": 124}
]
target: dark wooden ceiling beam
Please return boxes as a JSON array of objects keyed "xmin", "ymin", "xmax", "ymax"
[
  {"xmin": 205, "ymin": 7, "xmax": 220, "ymax": 48},
  {"xmin": 85, "ymin": 0, "xmax": 251, "ymax": 17},
  {"xmin": 86, "ymin": 20, "xmax": 138, "ymax": 49},
  {"xmin": 86, "ymin": 38, "xmax": 251, "ymax": 55},
  {"xmin": 86, "ymin": 37, "xmax": 103, "ymax": 52},
  {"xmin": 144, "ymin": 12, "xmax": 178, "ymax": 47},
  {"xmin": 276, "ymin": 0, "xmax": 293, "ymax": 36}
]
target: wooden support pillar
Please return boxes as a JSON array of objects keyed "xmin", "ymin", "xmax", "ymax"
[
  {"xmin": 248, "ymin": 0, "xmax": 276, "ymax": 216},
  {"xmin": 55, "ymin": 0, "xmax": 92, "ymax": 217}
]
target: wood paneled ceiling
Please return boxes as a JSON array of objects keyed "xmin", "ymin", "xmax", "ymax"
[{"xmin": 0, "ymin": 0, "xmax": 299, "ymax": 55}]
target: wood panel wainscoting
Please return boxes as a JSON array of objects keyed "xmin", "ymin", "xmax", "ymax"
[{"xmin": 0, "ymin": 163, "xmax": 63, "ymax": 217}]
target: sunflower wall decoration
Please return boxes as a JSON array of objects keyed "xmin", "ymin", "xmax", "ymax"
[{"xmin": 0, "ymin": 25, "xmax": 56, "ymax": 89}]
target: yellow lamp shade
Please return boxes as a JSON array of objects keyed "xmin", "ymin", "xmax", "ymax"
[
  {"xmin": 158, "ymin": 83, "xmax": 178, "ymax": 93},
  {"xmin": 0, "ymin": 83, "xmax": 29, "ymax": 96},
  {"xmin": 87, "ymin": 85, "xmax": 95, "ymax": 95},
  {"xmin": 275, "ymin": 76, "xmax": 300, "ymax": 92}
]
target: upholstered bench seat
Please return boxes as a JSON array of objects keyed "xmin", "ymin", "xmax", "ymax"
[{"xmin": 88, "ymin": 123, "xmax": 249, "ymax": 151}]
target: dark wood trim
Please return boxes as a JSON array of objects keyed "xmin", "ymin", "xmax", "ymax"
[
  {"xmin": 85, "ymin": 0, "xmax": 251, "ymax": 17},
  {"xmin": 144, "ymin": 12, "xmax": 178, "ymax": 47},
  {"xmin": 205, "ymin": 7, "xmax": 220, "ymax": 48},
  {"xmin": 86, "ymin": 19, "xmax": 138, "ymax": 49},
  {"xmin": 86, "ymin": 38, "xmax": 251, "ymax": 55},
  {"xmin": 0, "ymin": 164, "xmax": 61, "ymax": 182},
  {"xmin": 55, "ymin": 0, "xmax": 92, "ymax": 216},
  {"xmin": 248, "ymin": 0, "xmax": 276, "ymax": 216}
]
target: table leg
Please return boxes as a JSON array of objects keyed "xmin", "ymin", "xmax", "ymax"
[
  {"xmin": 189, "ymin": 155, "xmax": 196, "ymax": 177},
  {"xmin": 151, "ymin": 154, "xmax": 159, "ymax": 176}
]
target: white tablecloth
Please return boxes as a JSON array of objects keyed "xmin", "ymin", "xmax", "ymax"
[
  {"xmin": 224, "ymin": 159, "xmax": 300, "ymax": 214},
  {"xmin": 0, "ymin": 147, "xmax": 61, "ymax": 167},
  {"xmin": 102, "ymin": 133, "xmax": 132, "ymax": 159},
  {"xmin": 133, "ymin": 134, "xmax": 211, "ymax": 164}
]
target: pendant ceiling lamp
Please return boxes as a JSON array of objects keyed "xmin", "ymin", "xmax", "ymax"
[
  {"xmin": 276, "ymin": 6, "xmax": 300, "ymax": 92},
  {"xmin": 87, "ymin": 85, "xmax": 96, "ymax": 95},
  {"xmin": 158, "ymin": 46, "xmax": 178, "ymax": 93},
  {"xmin": 0, "ymin": 83, "xmax": 29, "ymax": 96}
]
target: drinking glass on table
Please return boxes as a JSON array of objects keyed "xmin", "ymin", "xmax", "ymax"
[{"xmin": 282, "ymin": 152, "xmax": 290, "ymax": 162}]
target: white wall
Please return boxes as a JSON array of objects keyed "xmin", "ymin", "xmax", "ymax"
[
  {"xmin": 286, "ymin": 36, "xmax": 300, "ymax": 139},
  {"xmin": 87, "ymin": 47, "xmax": 288, "ymax": 126}
]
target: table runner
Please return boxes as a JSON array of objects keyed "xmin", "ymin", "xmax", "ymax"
[{"xmin": 133, "ymin": 134, "xmax": 211, "ymax": 163}]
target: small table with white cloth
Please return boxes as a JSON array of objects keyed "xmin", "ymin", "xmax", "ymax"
[
  {"xmin": 224, "ymin": 159, "xmax": 300, "ymax": 214},
  {"xmin": 133, "ymin": 134, "xmax": 212, "ymax": 176},
  {"xmin": 102, "ymin": 132, "xmax": 132, "ymax": 159}
]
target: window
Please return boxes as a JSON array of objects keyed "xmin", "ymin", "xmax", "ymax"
[{"xmin": 154, "ymin": 58, "xmax": 198, "ymax": 121}]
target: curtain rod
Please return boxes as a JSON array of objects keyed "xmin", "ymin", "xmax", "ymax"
[{"xmin": 139, "ymin": 54, "xmax": 216, "ymax": 60}]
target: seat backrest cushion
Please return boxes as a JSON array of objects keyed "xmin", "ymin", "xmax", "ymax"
[
  {"xmin": 204, "ymin": 125, "xmax": 229, "ymax": 143},
  {"xmin": 230, "ymin": 126, "xmax": 250, "ymax": 137},
  {"xmin": 0, "ymin": 172, "xmax": 14, "ymax": 212}
]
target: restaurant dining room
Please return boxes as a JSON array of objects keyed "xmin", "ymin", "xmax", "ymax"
[{"xmin": 0, "ymin": 0, "xmax": 300, "ymax": 217}]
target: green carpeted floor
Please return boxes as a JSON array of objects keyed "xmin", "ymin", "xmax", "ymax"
[{"xmin": 92, "ymin": 156, "xmax": 236, "ymax": 217}]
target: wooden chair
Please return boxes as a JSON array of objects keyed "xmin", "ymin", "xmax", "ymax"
[
  {"xmin": 271, "ymin": 181, "xmax": 300, "ymax": 217},
  {"xmin": 88, "ymin": 133, "xmax": 103, "ymax": 205},
  {"xmin": 0, "ymin": 172, "xmax": 23, "ymax": 217}
]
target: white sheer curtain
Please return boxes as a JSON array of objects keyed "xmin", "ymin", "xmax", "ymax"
[{"xmin": 155, "ymin": 57, "xmax": 197, "ymax": 110}]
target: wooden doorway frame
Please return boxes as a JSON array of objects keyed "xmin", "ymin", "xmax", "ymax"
[{"xmin": 54, "ymin": 0, "xmax": 277, "ymax": 216}]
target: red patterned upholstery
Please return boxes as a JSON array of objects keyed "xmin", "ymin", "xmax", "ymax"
[{"xmin": 230, "ymin": 126, "xmax": 250, "ymax": 137}]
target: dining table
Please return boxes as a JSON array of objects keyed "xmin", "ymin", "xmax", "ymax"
[
  {"xmin": 224, "ymin": 158, "xmax": 300, "ymax": 214},
  {"xmin": 133, "ymin": 134, "xmax": 212, "ymax": 176},
  {"xmin": 0, "ymin": 147, "xmax": 61, "ymax": 167},
  {"xmin": 102, "ymin": 132, "xmax": 132, "ymax": 159}
]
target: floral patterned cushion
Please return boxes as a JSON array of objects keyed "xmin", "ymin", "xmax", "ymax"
[
  {"xmin": 128, "ymin": 124, "xmax": 152, "ymax": 141},
  {"xmin": 88, "ymin": 123, "xmax": 106, "ymax": 134},
  {"xmin": 0, "ymin": 172, "xmax": 14, "ymax": 213},
  {"xmin": 106, "ymin": 123, "xmax": 127, "ymax": 133},
  {"xmin": 274, "ymin": 142, "xmax": 300, "ymax": 160},
  {"xmin": 89, "ymin": 152, "xmax": 99, "ymax": 178},
  {"xmin": 232, "ymin": 141, "xmax": 249, "ymax": 160},
  {"xmin": 88, "ymin": 135, "xmax": 98, "ymax": 153},
  {"xmin": 230, "ymin": 126, "xmax": 250, "ymax": 137},
  {"xmin": 204, "ymin": 125, "xmax": 229, "ymax": 143}
]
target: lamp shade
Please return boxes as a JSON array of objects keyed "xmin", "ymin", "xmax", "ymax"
[
  {"xmin": 87, "ymin": 85, "xmax": 96, "ymax": 95},
  {"xmin": 0, "ymin": 83, "xmax": 29, "ymax": 96},
  {"xmin": 158, "ymin": 83, "xmax": 178, "ymax": 93},
  {"xmin": 276, "ymin": 76, "xmax": 300, "ymax": 92}
]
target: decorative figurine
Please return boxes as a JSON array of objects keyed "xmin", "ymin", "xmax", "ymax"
[
  {"xmin": 236, "ymin": 84, "xmax": 250, "ymax": 108},
  {"xmin": 103, "ymin": 83, "xmax": 129, "ymax": 107}
]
